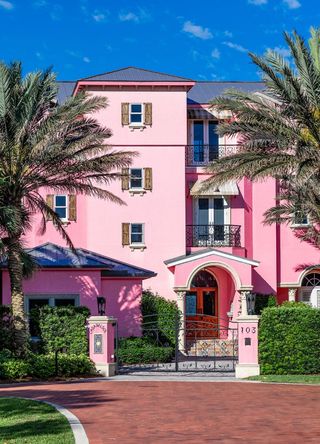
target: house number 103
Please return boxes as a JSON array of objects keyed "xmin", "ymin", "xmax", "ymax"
[{"xmin": 241, "ymin": 326, "xmax": 256, "ymax": 334}]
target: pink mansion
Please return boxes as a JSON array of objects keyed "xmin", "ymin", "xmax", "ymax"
[{"xmin": 2, "ymin": 67, "xmax": 320, "ymax": 337}]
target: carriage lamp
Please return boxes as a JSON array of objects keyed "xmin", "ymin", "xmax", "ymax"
[
  {"xmin": 246, "ymin": 292, "xmax": 256, "ymax": 315},
  {"xmin": 97, "ymin": 296, "xmax": 106, "ymax": 316}
]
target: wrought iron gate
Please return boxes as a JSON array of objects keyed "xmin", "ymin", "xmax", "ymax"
[{"xmin": 116, "ymin": 314, "xmax": 238, "ymax": 374}]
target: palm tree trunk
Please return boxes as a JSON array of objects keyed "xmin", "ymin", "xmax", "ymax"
[{"xmin": 7, "ymin": 237, "xmax": 28, "ymax": 356}]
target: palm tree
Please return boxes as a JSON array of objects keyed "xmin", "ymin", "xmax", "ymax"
[
  {"xmin": 205, "ymin": 29, "xmax": 320, "ymax": 247},
  {"xmin": 0, "ymin": 62, "xmax": 134, "ymax": 355}
]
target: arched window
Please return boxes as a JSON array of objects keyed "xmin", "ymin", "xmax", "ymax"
[
  {"xmin": 191, "ymin": 270, "xmax": 217, "ymax": 288},
  {"xmin": 301, "ymin": 273, "xmax": 320, "ymax": 287}
]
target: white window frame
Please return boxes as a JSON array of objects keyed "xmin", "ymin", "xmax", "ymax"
[
  {"xmin": 129, "ymin": 168, "xmax": 144, "ymax": 190},
  {"xmin": 299, "ymin": 287, "xmax": 320, "ymax": 308},
  {"xmin": 129, "ymin": 103, "xmax": 144, "ymax": 126},
  {"xmin": 193, "ymin": 197, "xmax": 230, "ymax": 225},
  {"xmin": 25, "ymin": 294, "xmax": 80, "ymax": 314},
  {"xmin": 130, "ymin": 223, "xmax": 145, "ymax": 250},
  {"xmin": 54, "ymin": 195, "xmax": 69, "ymax": 222},
  {"xmin": 291, "ymin": 211, "xmax": 310, "ymax": 228}
]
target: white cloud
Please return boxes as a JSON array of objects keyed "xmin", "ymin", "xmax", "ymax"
[
  {"xmin": 224, "ymin": 30, "xmax": 233, "ymax": 38},
  {"xmin": 211, "ymin": 48, "xmax": 220, "ymax": 59},
  {"xmin": 92, "ymin": 12, "xmax": 107, "ymax": 22},
  {"xmin": 283, "ymin": 0, "xmax": 301, "ymax": 8},
  {"xmin": 248, "ymin": 0, "xmax": 268, "ymax": 4},
  {"xmin": 268, "ymin": 46, "xmax": 291, "ymax": 57},
  {"xmin": 223, "ymin": 41, "xmax": 248, "ymax": 53},
  {"xmin": 182, "ymin": 20, "xmax": 213, "ymax": 40},
  {"xmin": 0, "ymin": 1, "xmax": 13, "ymax": 10},
  {"xmin": 83, "ymin": 56, "xmax": 90, "ymax": 63},
  {"xmin": 119, "ymin": 8, "xmax": 151, "ymax": 24}
]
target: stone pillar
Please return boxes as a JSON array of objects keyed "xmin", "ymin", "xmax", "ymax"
[
  {"xmin": 235, "ymin": 315, "xmax": 260, "ymax": 379},
  {"xmin": 240, "ymin": 290, "xmax": 250, "ymax": 317},
  {"xmin": 88, "ymin": 316, "xmax": 117, "ymax": 377},
  {"xmin": 288, "ymin": 288, "xmax": 297, "ymax": 302},
  {"xmin": 176, "ymin": 290, "xmax": 186, "ymax": 353}
]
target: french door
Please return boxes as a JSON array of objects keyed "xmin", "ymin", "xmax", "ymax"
[{"xmin": 196, "ymin": 197, "xmax": 226, "ymax": 245}]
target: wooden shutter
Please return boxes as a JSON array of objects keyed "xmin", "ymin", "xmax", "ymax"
[
  {"xmin": 121, "ymin": 103, "xmax": 130, "ymax": 125},
  {"xmin": 46, "ymin": 194, "xmax": 54, "ymax": 221},
  {"xmin": 122, "ymin": 223, "xmax": 130, "ymax": 246},
  {"xmin": 121, "ymin": 168, "xmax": 129, "ymax": 190},
  {"xmin": 68, "ymin": 195, "xmax": 77, "ymax": 221},
  {"xmin": 144, "ymin": 168, "xmax": 153, "ymax": 191},
  {"xmin": 144, "ymin": 103, "xmax": 152, "ymax": 125}
]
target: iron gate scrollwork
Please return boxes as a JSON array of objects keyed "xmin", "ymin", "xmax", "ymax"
[{"xmin": 116, "ymin": 314, "xmax": 238, "ymax": 374}]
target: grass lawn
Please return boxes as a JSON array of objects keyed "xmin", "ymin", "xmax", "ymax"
[
  {"xmin": 0, "ymin": 398, "xmax": 74, "ymax": 443},
  {"xmin": 248, "ymin": 374, "xmax": 320, "ymax": 384}
]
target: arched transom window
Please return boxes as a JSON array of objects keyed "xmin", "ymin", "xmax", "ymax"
[
  {"xmin": 191, "ymin": 270, "xmax": 217, "ymax": 288},
  {"xmin": 301, "ymin": 273, "xmax": 320, "ymax": 287}
]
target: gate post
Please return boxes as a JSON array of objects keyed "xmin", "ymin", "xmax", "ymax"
[
  {"xmin": 88, "ymin": 316, "xmax": 117, "ymax": 377},
  {"xmin": 235, "ymin": 315, "xmax": 260, "ymax": 379}
]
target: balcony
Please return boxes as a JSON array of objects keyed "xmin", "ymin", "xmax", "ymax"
[
  {"xmin": 186, "ymin": 144, "xmax": 239, "ymax": 167},
  {"xmin": 186, "ymin": 225, "xmax": 241, "ymax": 248}
]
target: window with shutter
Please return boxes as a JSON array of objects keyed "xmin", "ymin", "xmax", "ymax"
[
  {"xmin": 68, "ymin": 195, "xmax": 77, "ymax": 221},
  {"xmin": 121, "ymin": 103, "xmax": 130, "ymax": 125},
  {"xmin": 301, "ymin": 289, "xmax": 312, "ymax": 305},
  {"xmin": 144, "ymin": 168, "xmax": 152, "ymax": 191},
  {"xmin": 144, "ymin": 103, "xmax": 152, "ymax": 125},
  {"xmin": 122, "ymin": 168, "xmax": 129, "ymax": 190},
  {"xmin": 46, "ymin": 194, "xmax": 54, "ymax": 221},
  {"xmin": 122, "ymin": 223, "xmax": 130, "ymax": 246}
]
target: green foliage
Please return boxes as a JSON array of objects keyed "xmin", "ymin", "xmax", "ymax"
[
  {"xmin": 141, "ymin": 290, "xmax": 180, "ymax": 345},
  {"xmin": 254, "ymin": 294, "xmax": 277, "ymax": 315},
  {"xmin": 0, "ymin": 306, "xmax": 14, "ymax": 352},
  {"xmin": 0, "ymin": 353, "xmax": 95, "ymax": 380},
  {"xmin": 38, "ymin": 306, "xmax": 90, "ymax": 354},
  {"xmin": 118, "ymin": 337, "xmax": 174, "ymax": 365},
  {"xmin": 259, "ymin": 304, "xmax": 320, "ymax": 374},
  {"xmin": 0, "ymin": 359, "xmax": 31, "ymax": 380}
]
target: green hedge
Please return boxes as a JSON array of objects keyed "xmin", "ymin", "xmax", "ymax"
[
  {"xmin": 0, "ymin": 352, "xmax": 95, "ymax": 380},
  {"xmin": 254, "ymin": 294, "xmax": 277, "ymax": 315},
  {"xmin": 141, "ymin": 290, "xmax": 180, "ymax": 346},
  {"xmin": 38, "ymin": 306, "xmax": 90, "ymax": 354},
  {"xmin": 259, "ymin": 303, "xmax": 320, "ymax": 374},
  {"xmin": 118, "ymin": 337, "xmax": 174, "ymax": 365},
  {"xmin": 0, "ymin": 305, "xmax": 14, "ymax": 352}
]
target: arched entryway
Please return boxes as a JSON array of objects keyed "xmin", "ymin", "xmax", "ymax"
[
  {"xmin": 186, "ymin": 269, "xmax": 219, "ymax": 338},
  {"xmin": 299, "ymin": 272, "xmax": 320, "ymax": 307}
]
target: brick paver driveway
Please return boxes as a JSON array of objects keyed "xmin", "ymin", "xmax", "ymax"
[{"xmin": 1, "ymin": 380, "xmax": 320, "ymax": 443}]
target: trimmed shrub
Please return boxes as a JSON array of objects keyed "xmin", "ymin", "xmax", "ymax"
[
  {"xmin": 118, "ymin": 337, "xmax": 174, "ymax": 365},
  {"xmin": 0, "ymin": 353, "xmax": 96, "ymax": 380},
  {"xmin": 0, "ymin": 359, "xmax": 31, "ymax": 380},
  {"xmin": 0, "ymin": 305, "xmax": 14, "ymax": 352},
  {"xmin": 38, "ymin": 306, "xmax": 90, "ymax": 354},
  {"xmin": 141, "ymin": 290, "xmax": 180, "ymax": 345},
  {"xmin": 254, "ymin": 294, "xmax": 277, "ymax": 315},
  {"xmin": 259, "ymin": 303, "xmax": 320, "ymax": 374}
]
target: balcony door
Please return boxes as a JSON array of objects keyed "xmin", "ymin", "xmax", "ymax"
[{"xmin": 195, "ymin": 197, "xmax": 227, "ymax": 244}]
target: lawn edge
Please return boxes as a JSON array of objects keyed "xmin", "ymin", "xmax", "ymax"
[{"xmin": 4, "ymin": 396, "xmax": 89, "ymax": 444}]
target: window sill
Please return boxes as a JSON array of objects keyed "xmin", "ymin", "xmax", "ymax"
[
  {"xmin": 291, "ymin": 224, "xmax": 311, "ymax": 229},
  {"xmin": 129, "ymin": 124, "xmax": 146, "ymax": 131},
  {"xmin": 129, "ymin": 189, "xmax": 146, "ymax": 196},
  {"xmin": 130, "ymin": 244, "xmax": 146, "ymax": 251}
]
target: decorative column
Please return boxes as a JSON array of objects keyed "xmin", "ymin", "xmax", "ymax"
[
  {"xmin": 88, "ymin": 316, "xmax": 117, "ymax": 377},
  {"xmin": 240, "ymin": 290, "xmax": 250, "ymax": 316},
  {"xmin": 288, "ymin": 288, "xmax": 297, "ymax": 302},
  {"xmin": 176, "ymin": 290, "xmax": 186, "ymax": 353}
]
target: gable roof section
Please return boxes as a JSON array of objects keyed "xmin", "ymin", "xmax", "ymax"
[
  {"xmin": 80, "ymin": 66, "xmax": 193, "ymax": 82},
  {"xmin": 187, "ymin": 81, "xmax": 265, "ymax": 105},
  {"xmin": 164, "ymin": 248, "xmax": 259, "ymax": 267},
  {"xmin": 0, "ymin": 243, "xmax": 156, "ymax": 279}
]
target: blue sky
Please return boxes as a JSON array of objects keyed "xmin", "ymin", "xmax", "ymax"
[{"xmin": 0, "ymin": 0, "xmax": 318, "ymax": 81}]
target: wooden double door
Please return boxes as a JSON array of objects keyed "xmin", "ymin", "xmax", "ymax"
[{"xmin": 186, "ymin": 287, "xmax": 218, "ymax": 338}]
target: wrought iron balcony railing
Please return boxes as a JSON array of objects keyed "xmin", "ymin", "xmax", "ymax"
[
  {"xmin": 186, "ymin": 225, "xmax": 241, "ymax": 248},
  {"xmin": 186, "ymin": 144, "xmax": 239, "ymax": 166}
]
